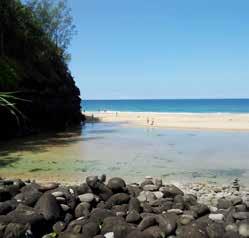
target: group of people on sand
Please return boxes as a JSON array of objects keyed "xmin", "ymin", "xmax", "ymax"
[{"xmin": 147, "ymin": 117, "xmax": 155, "ymax": 126}]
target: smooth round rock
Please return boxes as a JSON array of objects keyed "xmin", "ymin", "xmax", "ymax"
[
  {"xmin": 107, "ymin": 177, "xmax": 126, "ymax": 192},
  {"xmin": 60, "ymin": 204, "xmax": 70, "ymax": 212},
  {"xmin": 104, "ymin": 232, "xmax": 114, "ymax": 238},
  {"xmin": 78, "ymin": 193, "xmax": 94, "ymax": 203},
  {"xmin": 239, "ymin": 224, "xmax": 249, "ymax": 237},
  {"xmin": 225, "ymin": 224, "xmax": 238, "ymax": 233},
  {"xmin": 208, "ymin": 213, "xmax": 224, "ymax": 221},
  {"xmin": 52, "ymin": 191, "xmax": 64, "ymax": 197},
  {"xmin": 38, "ymin": 183, "xmax": 59, "ymax": 192},
  {"xmin": 180, "ymin": 215, "xmax": 194, "ymax": 225}
]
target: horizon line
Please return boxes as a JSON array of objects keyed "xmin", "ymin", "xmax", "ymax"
[{"xmin": 83, "ymin": 97, "xmax": 249, "ymax": 101}]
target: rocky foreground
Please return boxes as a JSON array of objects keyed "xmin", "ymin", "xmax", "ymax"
[{"xmin": 0, "ymin": 176, "xmax": 249, "ymax": 238}]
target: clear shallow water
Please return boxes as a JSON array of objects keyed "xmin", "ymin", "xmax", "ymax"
[
  {"xmin": 83, "ymin": 99, "xmax": 249, "ymax": 113},
  {"xmin": 1, "ymin": 122, "xmax": 249, "ymax": 185}
]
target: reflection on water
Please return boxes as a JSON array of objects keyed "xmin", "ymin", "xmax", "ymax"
[{"xmin": 0, "ymin": 122, "xmax": 249, "ymax": 184}]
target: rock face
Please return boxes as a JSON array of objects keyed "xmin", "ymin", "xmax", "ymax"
[{"xmin": 0, "ymin": 0, "xmax": 83, "ymax": 139}]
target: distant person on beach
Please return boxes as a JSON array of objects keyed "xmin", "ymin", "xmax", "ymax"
[
  {"xmin": 91, "ymin": 114, "xmax": 94, "ymax": 121},
  {"xmin": 151, "ymin": 118, "xmax": 154, "ymax": 126},
  {"xmin": 147, "ymin": 117, "xmax": 149, "ymax": 124},
  {"xmin": 116, "ymin": 112, "xmax": 118, "ymax": 117}
]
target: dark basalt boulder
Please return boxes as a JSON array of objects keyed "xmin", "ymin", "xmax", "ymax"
[
  {"xmin": 178, "ymin": 221, "xmax": 209, "ymax": 238},
  {"xmin": 34, "ymin": 193, "xmax": 61, "ymax": 222},
  {"xmin": 105, "ymin": 193, "xmax": 130, "ymax": 209},
  {"xmin": 126, "ymin": 210, "xmax": 141, "ymax": 223},
  {"xmin": 74, "ymin": 202, "xmax": 91, "ymax": 218},
  {"xmin": 58, "ymin": 232, "xmax": 83, "ymax": 238},
  {"xmin": 14, "ymin": 189, "xmax": 43, "ymax": 206},
  {"xmin": 160, "ymin": 185, "xmax": 184, "ymax": 198},
  {"xmin": 89, "ymin": 208, "xmax": 114, "ymax": 224},
  {"xmin": 218, "ymin": 198, "xmax": 232, "ymax": 209},
  {"xmin": 0, "ymin": 189, "xmax": 11, "ymax": 202},
  {"xmin": 6, "ymin": 204, "xmax": 47, "ymax": 237},
  {"xmin": 107, "ymin": 177, "xmax": 126, "ymax": 193},
  {"xmin": 3, "ymin": 223, "xmax": 29, "ymax": 238},
  {"xmin": 128, "ymin": 197, "xmax": 141, "ymax": 213}
]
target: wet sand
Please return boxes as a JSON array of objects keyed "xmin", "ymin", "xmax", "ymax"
[{"xmin": 86, "ymin": 111, "xmax": 249, "ymax": 131}]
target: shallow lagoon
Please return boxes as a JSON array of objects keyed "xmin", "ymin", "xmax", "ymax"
[{"xmin": 0, "ymin": 122, "xmax": 249, "ymax": 184}]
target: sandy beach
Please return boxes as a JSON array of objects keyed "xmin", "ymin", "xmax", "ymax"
[{"xmin": 85, "ymin": 111, "xmax": 249, "ymax": 131}]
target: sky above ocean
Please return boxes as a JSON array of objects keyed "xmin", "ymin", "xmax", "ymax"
[{"xmin": 68, "ymin": 0, "xmax": 249, "ymax": 99}]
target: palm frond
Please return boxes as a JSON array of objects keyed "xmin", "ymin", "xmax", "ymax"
[{"xmin": 0, "ymin": 92, "xmax": 29, "ymax": 126}]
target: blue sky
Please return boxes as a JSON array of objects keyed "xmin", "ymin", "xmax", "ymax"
[{"xmin": 68, "ymin": 0, "xmax": 249, "ymax": 99}]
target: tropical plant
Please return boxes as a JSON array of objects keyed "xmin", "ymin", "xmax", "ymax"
[{"xmin": 0, "ymin": 92, "xmax": 28, "ymax": 126}]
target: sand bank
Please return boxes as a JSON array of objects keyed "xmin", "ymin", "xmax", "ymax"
[{"xmin": 85, "ymin": 111, "xmax": 249, "ymax": 131}]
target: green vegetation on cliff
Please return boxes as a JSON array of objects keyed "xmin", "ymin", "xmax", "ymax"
[{"xmin": 0, "ymin": 0, "xmax": 82, "ymax": 139}]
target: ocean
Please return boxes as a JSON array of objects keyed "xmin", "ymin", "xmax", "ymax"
[{"xmin": 82, "ymin": 99, "xmax": 249, "ymax": 113}]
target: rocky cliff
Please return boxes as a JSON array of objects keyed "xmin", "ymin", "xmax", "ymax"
[{"xmin": 0, "ymin": 0, "xmax": 83, "ymax": 139}]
